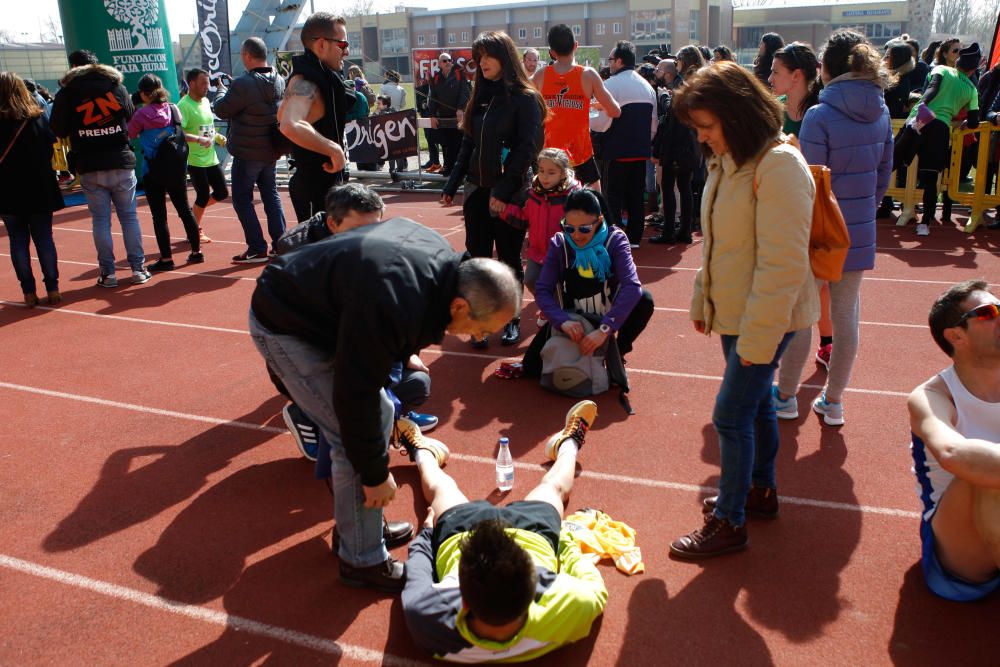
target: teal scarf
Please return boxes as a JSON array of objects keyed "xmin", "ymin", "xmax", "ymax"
[{"xmin": 567, "ymin": 222, "xmax": 611, "ymax": 282}]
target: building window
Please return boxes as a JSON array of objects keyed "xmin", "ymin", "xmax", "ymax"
[
  {"xmin": 613, "ymin": 22, "xmax": 622, "ymax": 34},
  {"xmin": 689, "ymin": 9, "xmax": 699, "ymax": 41},
  {"xmin": 448, "ymin": 32, "xmax": 455, "ymax": 44},
  {"xmin": 461, "ymin": 31, "xmax": 469, "ymax": 42},
  {"xmin": 572, "ymin": 25, "xmax": 582, "ymax": 36},
  {"xmin": 596, "ymin": 23, "xmax": 606, "ymax": 36},
  {"xmin": 534, "ymin": 26, "xmax": 542, "ymax": 38},
  {"xmin": 431, "ymin": 33, "xmax": 438, "ymax": 45},
  {"xmin": 518, "ymin": 28, "xmax": 526, "ymax": 40},
  {"xmin": 418, "ymin": 34, "xmax": 425, "ymax": 46},
  {"xmin": 630, "ymin": 10, "xmax": 670, "ymax": 42},
  {"xmin": 380, "ymin": 27, "xmax": 408, "ymax": 54}
]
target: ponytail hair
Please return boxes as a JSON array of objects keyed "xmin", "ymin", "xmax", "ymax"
[
  {"xmin": 772, "ymin": 42, "xmax": 820, "ymax": 117},
  {"xmin": 821, "ymin": 30, "xmax": 896, "ymax": 89}
]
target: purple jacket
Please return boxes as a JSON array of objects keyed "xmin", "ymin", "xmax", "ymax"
[
  {"xmin": 799, "ymin": 74, "xmax": 893, "ymax": 272},
  {"xmin": 535, "ymin": 226, "xmax": 642, "ymax": 332}
]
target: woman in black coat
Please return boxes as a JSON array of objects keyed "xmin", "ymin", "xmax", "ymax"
[
  {"xmin": 441, "ymin": 31, "xmax": 546, "ymax": 347},
  {"xmin": 0, "ymin": 72, "xmax": 64, "ymax": 306}
]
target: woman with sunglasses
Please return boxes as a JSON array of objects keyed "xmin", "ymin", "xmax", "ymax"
[
  {"xmin": 669, "ymin": 62, "xmax": 817, "ymax": 559},
  {"xmin": 935, "ymin": 38, "xmax": 961, "ymax": 70},
  {"xmin": 441, "ymin": 31, "xmax": 546, "ymax": 348},
  {"xmin": 534, "ymin": 188, "xmax": 653, "ymax": 360}
]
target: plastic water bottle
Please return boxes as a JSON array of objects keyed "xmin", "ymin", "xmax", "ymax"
[{"xmin": 496, "ymin": 437, "xmax": 514, "ymax": 492}]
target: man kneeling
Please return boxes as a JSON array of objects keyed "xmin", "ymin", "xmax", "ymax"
[
  {"xmin": 909, "ymin": 279, "xmax": 1000, "ymax": 602},
  {"xmin": 401, "ymin": 401, "xmax": 608, "ymax": 661}
]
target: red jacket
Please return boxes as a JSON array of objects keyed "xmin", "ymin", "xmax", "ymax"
[{"xmin": 503, "ymin": 178, "xmax": 581, "ymax": 264}]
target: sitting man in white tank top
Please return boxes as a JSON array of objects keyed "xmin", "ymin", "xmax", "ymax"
[{"xmin": 908, "ymin": 279, "xmax": 1000, "ymax": 602}]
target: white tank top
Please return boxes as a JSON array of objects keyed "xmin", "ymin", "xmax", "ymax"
[{"xmin": 911, "ymin": 366, "xmax": 1000, "ymax": 520}]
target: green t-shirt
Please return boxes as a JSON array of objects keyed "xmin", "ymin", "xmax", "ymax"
[
  {"xmin": 177, "ymin": 94, "xmax": 219, "ymax": 168},
  {"xmin": 778, "ymin": 95, "xmax": 803, "ymax": 136},
  {"xmin": 909, "ymin": 65, "xmax": 979, "ymax": 127}
]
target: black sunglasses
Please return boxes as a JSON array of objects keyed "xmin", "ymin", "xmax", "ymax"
[
  {"xmin": 562, "ymin": 220, "xmax": 600, "ymax": 234},
  {"xmin": 952, "ymin": 302, "xmax": 1000, "ymax": 327}
]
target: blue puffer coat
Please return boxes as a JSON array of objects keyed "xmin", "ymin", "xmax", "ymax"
[{"xmin": 799, "ymin": 74, "xmax": 893, "ymax": 272}]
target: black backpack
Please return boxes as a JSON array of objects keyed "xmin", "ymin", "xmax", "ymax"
[{"xmin": 147, "ymin": 104, "xmax": 188, "ymax": 189}]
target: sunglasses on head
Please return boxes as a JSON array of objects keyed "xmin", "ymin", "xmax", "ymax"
[{"xmin": 952, "ymin": 302, "xmax": 1000, "ymax": 327}]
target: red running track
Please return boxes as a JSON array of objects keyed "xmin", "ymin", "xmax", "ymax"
[{"xmin": 0, "ymin": 192, "xmax": 997, "ymax": 665}]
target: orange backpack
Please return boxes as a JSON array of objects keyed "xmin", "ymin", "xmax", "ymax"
[{"xmin": 754, "ymin": 137, "xmax": 851, "ymax": 282}]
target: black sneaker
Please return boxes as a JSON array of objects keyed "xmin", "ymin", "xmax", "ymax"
[
  {"xmin": 283, "ymin": 403, "xmax": 319, "ymax": 461},
  {"xmin": 333, "ymin": 518, "xmax": 414, "ymax": 551},
  {"xmin": 470, "ymin": 335, "xmax": 489, "ymax": 350},
  {"xmin": 500, "ymin": 318, "xmax": 520, "ymax": 346},
  {"xmin": 187, "ymin": 252, "xmax": 205, "ymax": 264},
  {"xmin": 147, "ymin": 258, "xmax": 176, "ymax": 273},
  {"xmin": 339, "ymin": 557, "xmax": 405, "ymax": 593},
  {"xmin": 233, "ymin": 251, "xmax": 269, "ymax": 264}
]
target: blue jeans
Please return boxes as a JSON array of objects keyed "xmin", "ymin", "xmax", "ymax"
[
  {"xmin": 231, "ymin": 158, "xmax": 286, "ymax": 254},
  {"xmin": 80, "ymin": 169, "xmax": 145, "ymax": 274},
  {"xmin": 248, "ymin": 309, "xmax": 391, "ymax": 567},
  {"xmin": 712, "ymin": 332, "xmax": 794, "ymax": 526},
  {"xmin": 3, "ymin": 213, "xmax": 59, "ymax": 294}
]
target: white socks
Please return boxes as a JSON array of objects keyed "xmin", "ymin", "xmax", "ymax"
[{"xmin": 558, "ymin": 439, "xmax": 580, "ymax": 458}]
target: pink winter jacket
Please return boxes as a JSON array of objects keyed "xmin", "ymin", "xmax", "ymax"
[{"xmin": 503, "ymin": 178, "xmax": 582, "ymax": 264}]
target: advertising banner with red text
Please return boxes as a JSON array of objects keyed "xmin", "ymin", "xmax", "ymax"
[{"xmin": 412, "ymin": 48, "xmax": 476, "ymax": 87}]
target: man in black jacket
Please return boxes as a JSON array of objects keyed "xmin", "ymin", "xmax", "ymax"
[
  {"xmin": 249, "ymin": 220, "xmax": 520, "ymax": 592},
  {"xmin": 213, "ymin": 37, "xmax": 287, "ymax": 263},
  {"xmin": 427, "ymin": 53, "xmax": 470, "ymax": 176},
  {"xmin": 50, "ymin": 50, "xmax": 150, "ymax": 288},
  {"xmin": 278, "ymin": 12, "xmax": 354, "ymax": 221}
]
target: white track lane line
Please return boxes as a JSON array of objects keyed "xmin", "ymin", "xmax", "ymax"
[
  {"xmin": 0, "ymin": 555, "xmax": 427, "ymax": 666},
  {"xmin": 0, "ymin": 379, "xmax": 919, "ymax": 518},
  {"xmin": 0, "ymin": 301, "xmax": 918, "ymax": 396}
]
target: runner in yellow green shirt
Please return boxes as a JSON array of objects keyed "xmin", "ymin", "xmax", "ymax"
[{"xmin": 178, "ymin": 68, "xmax": 229, "ymax": 243}]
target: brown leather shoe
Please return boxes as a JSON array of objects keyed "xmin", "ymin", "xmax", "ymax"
[
  {"xmin": 702, "ymin": 486, "xmax": 779, "ymax": 519},
  {"xmin": 670, "ymin": 514, "xmax": 748, "ymax": 560},
  {"xmin": 333, "ymin": 518, "xmax": 414, "ymax": 551},
  {"xmin": 339, "ymin": 556, "xmax": 405, "ymax": 593}
]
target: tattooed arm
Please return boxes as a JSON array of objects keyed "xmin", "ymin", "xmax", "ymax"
[{"xmin": 278, "ymin": 75, "xmax": 346, "ymax": 173}]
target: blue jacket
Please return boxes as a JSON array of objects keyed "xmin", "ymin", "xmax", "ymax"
[{"xmin": 799, "ymin": 74, "xmax": 893, "ymax": 272}]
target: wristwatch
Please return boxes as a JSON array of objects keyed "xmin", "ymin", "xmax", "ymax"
[{"xmin": 599, "ymin": 323, "xmax": 612, "ymax": 334}]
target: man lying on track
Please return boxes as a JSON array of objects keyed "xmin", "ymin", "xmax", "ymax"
[
  {"xmin": 249, "ymin": 214, "xmax": 520, "ymax": 593},
  {"xmin": 400, "ymin": 400, "xmax": 608, "ymax": 662},
  {"xmin": 908, "ymin": 279, "xmax": 1000, "ymax": 602}
]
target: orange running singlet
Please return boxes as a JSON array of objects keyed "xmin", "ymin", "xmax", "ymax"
[{"xmin": 541, "ymin": 65, "xmax": 593, "ymax": 165}]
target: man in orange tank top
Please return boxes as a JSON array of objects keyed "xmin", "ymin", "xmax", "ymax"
[{"xmin": 532, "ymin": 24, "xmax": 620, "ymax": 191}]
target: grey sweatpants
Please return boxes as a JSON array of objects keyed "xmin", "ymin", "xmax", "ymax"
[{"xmin": 777, "ymin": 270, "xmax": 864, "ymax": 403}]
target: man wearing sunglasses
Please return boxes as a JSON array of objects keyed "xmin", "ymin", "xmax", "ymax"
[
  {"xmin": 427, "ymin": 52, "xmax": 470, "ymax": 177},
  {"xmin": 908, "ymin": 279, "xmax": 1000, "ymax": 602},
  {"xmin": 279, "ymin": 12, "xmax": 353, "ymax": 222}
]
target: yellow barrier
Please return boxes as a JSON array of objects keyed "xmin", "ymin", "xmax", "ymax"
[{"xmin": 884, "ymin": 118, "xmax": 1000, "ymax": 232}]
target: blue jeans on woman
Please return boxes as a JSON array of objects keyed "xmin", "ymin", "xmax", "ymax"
[
  {"xmin": 712, "ymin": 332, "xmax": 794, "ymax": 526},
  {"xmin": 80, "ymin": 168, "xmax": 145, "ymax": 275},
  {"xmin": 2, "ymin": 213, "xmax": 58, "ymax": 294},
  {"xmin": 248, "ymin": 309, "xmax": 391, "ymax": 568}
]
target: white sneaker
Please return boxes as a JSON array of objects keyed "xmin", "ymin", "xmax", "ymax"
[
  {"xmin": 916, "ymin": 223, "xmax": 930, "ymax": 237},
  {"xmin": 131, "ymin": 268, "xmax": 152, "ymax": 284}
]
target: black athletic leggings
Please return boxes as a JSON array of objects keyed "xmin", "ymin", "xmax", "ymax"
[
  {"xmin": 463, "ymin": 185, "xmax": 526, "ymax": 283},
  {"xmin": 144, "ymin": 175, "xmax": 200, "ymax": 258}
]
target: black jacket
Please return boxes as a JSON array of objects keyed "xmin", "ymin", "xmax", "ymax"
[
  {"xmin": 0, "ymin": 115, "xmax": 64, "ymax": 215},
  {"xmin": 50, "ymin": 64, "xmax": 135, "ymax": 173},
  {"xmin": 250, "ymin": 218, "xmax": 462, "ymax": 486},
  {"xmin": 213, "ymin": 67, "xmax": 285, "ymax": 162},
  {"xmin": 427, "ymin": 68, "xmax": 470, "ymax": 119},
  {"xmin": 287, "ymin": 51, "xmax": 354, "ymax": 174},
  {"xmin": 653, "ymin": 90, "xmax": 700, "ymax": 170},
  {"xmin": 443, "ymin": 81, "xmax": 543, "ymax": 203}
]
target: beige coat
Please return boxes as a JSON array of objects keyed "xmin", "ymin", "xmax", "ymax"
[{"xmin": 690, "ymin": 142, "xmax": 819, "ymax": 364}]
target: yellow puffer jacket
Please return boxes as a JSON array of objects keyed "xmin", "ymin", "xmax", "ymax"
[{"xmin": 690, "ymin": 141, "xmax": 819, "ymax": 364}]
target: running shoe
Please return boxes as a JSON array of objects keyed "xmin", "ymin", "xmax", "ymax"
[
  {"xmin": 404, "ymin": 411, "xmax": 439, "ymax": 433},
  {"xmin": 771, "ymin": 385, "xmax": 798, "ymax": 420},
  {"xmin": 283, "ymin": 403, "xmax": 319, "ymax": 461},
  {"xmin": 544, "ymin": 400, "xmax": 598, "ymax": 461},
  {"xmin": 815, "ymin": 343, "xmax": 832, "ymax": 371},
  {"xmin": 812, "ymin": 393, "xmax": 845, "ymax": 426}
]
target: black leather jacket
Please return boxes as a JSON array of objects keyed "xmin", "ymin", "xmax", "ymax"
[{"xmin": 443, "ymin": 82, "xmax": 542, "ymax": 203}]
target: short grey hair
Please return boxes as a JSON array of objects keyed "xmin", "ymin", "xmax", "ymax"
[
  {"xmin": 242, "ymin": 37, "xmax": 268, "ymax": 62},
  {"xmin": 456, "ymin": 258, "xmax": 521, "ymax": 320}
]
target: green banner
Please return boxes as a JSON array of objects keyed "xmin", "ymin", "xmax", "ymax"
[{"xmin": 58, "ymin": 0, "xmax": 180, "ymax": 100}]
